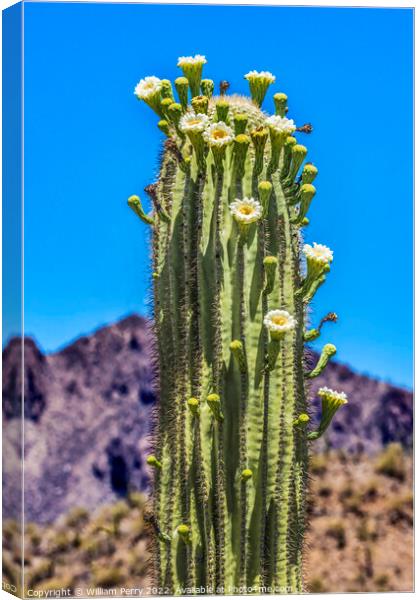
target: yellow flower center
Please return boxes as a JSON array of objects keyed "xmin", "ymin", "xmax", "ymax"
[
  {"xmin": 188, "ymin": 118, "xmax": 202, "ymax": 126},
  {"xmin": 212, "ymin": 129, "xmax": 228, "ymax": 139},
  {"xmin": 272, "ymin": 315, "xmax": 287, "ymax": 326},
  {"xmin": 238, "ymin": 205, "xmax": 254, "ymax": 215}
]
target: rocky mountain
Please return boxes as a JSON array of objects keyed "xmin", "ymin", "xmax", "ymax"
[{"xmin": 2, "ymin": 314, "xmax": 412, "ymax": 524}]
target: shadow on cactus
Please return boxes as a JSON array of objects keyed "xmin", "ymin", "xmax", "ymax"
[{"xmin": 128, "ymin": 55, "xmax": 348, "ymax": 594}]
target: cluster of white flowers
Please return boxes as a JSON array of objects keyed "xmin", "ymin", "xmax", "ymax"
[
  {"xmin": 134, "ymin": 76, "xmax": 162, "ymax": 99},
  {"xmin": 229, "ymin": 198, "xmax": 262, "ymax": 224},
  {"xmin": 179, "ymin": 112, "xmax": 210, "ymax": 133},
  {"xmin": 263, "ymin": 310, "xmax": 297, "ymax": 335},
  {"xmin": 317, "ymin": 387, "xmax": 348, "ymax": 404},
  {"xmin": 244, "ymin": 70, "xmax": 276, "ymax": 83},
  {"xmin": 203, "ymin": 122, "xmax": 234, "ymax": 147},
  {"xmin": 177, "ymin": 55, "xmax": 207, "ymax": 67},
  {"xmin": 265, "ymin": 115, "xmax": 296, "ymax": 135},
  {"xmin": 303, "ymin": 243, "xmax": 333, "ymax": 265}
]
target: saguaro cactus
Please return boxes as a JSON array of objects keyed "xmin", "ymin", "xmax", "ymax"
[{"xmin": 129, "ymin": 55, "xmax": 347, "ymax": 594}]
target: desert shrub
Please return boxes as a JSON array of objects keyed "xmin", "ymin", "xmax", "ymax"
[
  {"xmin": 80, "ymin": 535, "xmax": 115, "ymax": 559},
  {"xmin": 325, "ymin": 520, "xmax": 346, "ymax": 549},
  {"xmin": 375, "ymin": 443, "xmax": 406, "ymax": 481},
  {"xmin": 65, "ymin": 507, "xmax": 89, "ymax": 529},
  {"xmin": 356, "ymin": 518, "xmax": 378, "ymax": 542},
  {"xmin": 387, "ymin": 492, "xmax": 413, "ymax": 526},
  {"xmin": 46, "ymin": 530, "xmax": 76, "ymax": 554},
  {"xmin": 308, "ymin": 577, "xmax": 326, "ymax": 593},
  {"xmin": 361, "ymin": 478, "xmax": 379, "ymax": 501},
  {"xmin": 374, "ymin": 574, "xmax": 390, "ymax": 590},
  {"xmin": 127, "ymin": 492, "xmax": 147, "ymax": 510},
  {"xmin": 92, "ymin": 566, "xmax": 124, "ymax": 588},
  {"xmin": 27, "ymin": 558, "xmax": 54, "ymax": 587}
]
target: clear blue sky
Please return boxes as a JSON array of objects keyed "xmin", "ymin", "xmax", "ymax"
[{"xmin": 16, "ymin": 3, "xmax": 414, "ymax": 387}]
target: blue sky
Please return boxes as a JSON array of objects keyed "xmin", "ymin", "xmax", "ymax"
[{"xmin": 14, "ymin": 3, "xmax": 414, "ymax": 386}]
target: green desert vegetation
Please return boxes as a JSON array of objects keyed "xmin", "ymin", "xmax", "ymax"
[
  {"xmin": 129, "ymin": 54, "xmax": 348, "ymax": 594},
  {"xmin": 2, "ymin": 446, "xmax": 412, "ymax": 596}
]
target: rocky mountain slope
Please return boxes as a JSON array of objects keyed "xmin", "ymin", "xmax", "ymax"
[{"xmin": 2, "ymin": 315, "xmax": 413, "ymax": 524}]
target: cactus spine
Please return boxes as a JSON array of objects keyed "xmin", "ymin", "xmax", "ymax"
[{"xmin": 130, "ymin": 57, "xmax": 347, "ymax": 594}]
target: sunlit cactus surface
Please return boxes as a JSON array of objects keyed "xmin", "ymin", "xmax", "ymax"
[{"xmin": 129, "ymin": 55, "xmax": 347, "ymax": 595}]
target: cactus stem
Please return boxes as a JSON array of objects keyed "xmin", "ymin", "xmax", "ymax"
[{"xmin": 129, "ymin": 58, "xmax": 346, "ymax": 593}]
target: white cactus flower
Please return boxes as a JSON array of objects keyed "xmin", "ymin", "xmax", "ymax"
[
  {"xmin": 244, "ymin": 70, "xmax": 276, "ymax": 83},
  {"xmin": 264, "ymin": 310, "xmax": 297, "ymax": 337},
  {"xmin": 303, "ymin": 243, "xmax": 333, "ymax": 265},
  {"xmin": 203, "ymin": 122, "xmax": 234, "ymax": 147},
  {"xmin": 177, "ymin": 55, "xmax": 207, "ymax": 67},
  {"xmin": 229, "ymin": 197, "xmax": 262, "ymax": 224},
  {"xmin": 134, "ymin": 76, "xmax": 162, "ymax": 99},
  {"xmin": 265, "ymin": 115, "xmax": 296, "ymax": 135},
  {"xmin": 179, "ymin": 112, "xmax": 210, "ymax": 133},
  {"xmin": 317, "ymin": 387, "xmax": 348, "ymax": 404}
]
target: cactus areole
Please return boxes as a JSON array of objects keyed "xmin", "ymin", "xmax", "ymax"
[{"xmin": 129, "ymin": 56, "xmax": 347, "ymax": 594}]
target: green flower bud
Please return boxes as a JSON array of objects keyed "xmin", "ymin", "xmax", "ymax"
[
  {"xmin": 302, "ymin": 163, "xmax": 318, "ymax": 184},
  {"xmin": 160, "ymin": 97, "xmax": 173, "ymax": 117},
  {"xmin": 250, "ymin": 127, "xmax": 268, "ymax": 176},
  {"xmin": 293, "ymin": 413, "xmax": 310, "ymax": 427},
  {"xmin": 200, "ymin": 78, "xmax": 214, "ymax": 98},
  {"xmin": 215, "ymin": 100, "xmax": 230, "ymax": 123},
  {"xmin": 175, "ymin": 77, "xmax": 189, "ymax": 111},
  {"xmin": 160, "ymin": 79, "xmax": 174, "ymax": 101},
  {"xmin": 281, "ymin": 136, "xmax": 297, "ymax": 179},
  {"xmin": 192, "ymin": 95, "xmax": 209, "ymax": 115},
  {"xmin": 233, "ymin": 134, "xmax": 251, "ymax": 179},
  {"xmin": 292, "ymin": 183, "xmax": 316, "ymax": 224},
  {"xmin": 187, "ymin": 397, "xmax": 200, "ymax": 417},
  {"xmin": 146, "ymin": 455, "xmax": 162, "ymax": 469},
  {"xmin": 158, "ymin": 119, "xmax": 171, "ymax": 136},
  {"xmin": 241, "ymin": 469, "xmax": 253, "ymax": 482},
  {"xmin": 258, "ymin": 180, "xmax": 272, "ymax": 216},
  {"xmin": 127, "ymin": 195, "xmax": 154, "ymax": 225},
  {"xmin": 167, "ymin": 102, "xmax": 183, "ymax": 129},
  {"xmin": 230, "ymin": 340, "xmax": 247, "ymax": 373},
  {"xmin": 233, "ymin": 113, "xmax": 248, "ymax": 135},
  {"xmin": 273, "ymin": 92, "xmax": 288, "ymax": 117},
  {"xmin": 306, "ymin": 344, "xmax": 337, "ymax": 379},
  {"xmin": 287, "ymin": 144, "xmax": 308, "ymax": 183},
  {"xmin": 207, "ymin": 393, "xmax": 224, "ymax": 422},
  {"xmin": 177, "ymin": 524, "xmax": 192, "ymax": 544},
  {"xmin": 263, "ymin": 255, "xmax": 278, "ymax": 295}
]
